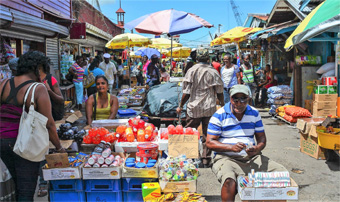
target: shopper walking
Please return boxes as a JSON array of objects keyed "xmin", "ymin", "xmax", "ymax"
[
  {"xmin": 177, "ymin": 52, "xmax": 224, "ymax": 168},
  {"xmin": 84, "ymin": 58, "xmax": 105, "ymax": 97},
  {"xmin": 220, "ymin": 54, "xmax": 242, "ymax": 103},
  {"xmin": 99, "ymin": 53, "xmax": 117, "ymax": 94},
  {"xmin": 69, "ymin": 55, "xmax": 85, "ymax": 110}
]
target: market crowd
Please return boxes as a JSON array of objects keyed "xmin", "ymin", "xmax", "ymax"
[{"xmin": 0, "ymin": 49, "xmax": 281, "ymax": 202}]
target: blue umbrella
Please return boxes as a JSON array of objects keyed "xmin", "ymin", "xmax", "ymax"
[{"xmin": 135, "ymin": 47, "xmax": 160, "ymax": 59}]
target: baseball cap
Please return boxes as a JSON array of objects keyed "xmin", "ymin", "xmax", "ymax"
[
  {"xmin": 229, "ymin": 84, "xmax": 250, "ymax": 97},
  {"xmin": 103, "ymin": 53, "xmax": 110, "ymax": 58}
]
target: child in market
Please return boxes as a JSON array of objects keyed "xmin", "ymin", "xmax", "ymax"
[{"xmin": 160, "ymin": 68, "xmax": 170, "ymax": 82}]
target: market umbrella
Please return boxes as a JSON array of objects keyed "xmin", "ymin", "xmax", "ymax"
[
  {"xmin": 166, "ymin": 47, "xmax": 191, "ymax": 58},
  {"xmin": 210, "ymin": 27, "xmax": 262, "ymax": 46},
  {"xmin": 284, "ymin": 0, "xmax": 340, "ymax": 50},
  {"xmin": 125, "ymin": 9, "xmax": 213, "ymax": 35},
  {"xmin": 105, "ymin": 33, "xmax": 151, "ymax": 49},
  {"xmin": 130, "ymin": 51, "xmax": 141, "ymax": 58},
  {"xmin": 135, "ymin": 47, "xmax": 161, "ymax": 59},
  {"xmin": 149, "ymin": 38, "xmax": 182, "ymax": 49},
  {"xmin": 125, "ymin": 9, "xmax": 212, "ymax": 73}
]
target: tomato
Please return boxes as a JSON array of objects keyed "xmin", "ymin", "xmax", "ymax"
[
  {"xmin": 83, "ymin": 135, "xmax": 92, "ymax": 144},
  {"xmin": 161, "ymin": 132, "xmax": 168, "ymax": 140},
  {"xmin": 167, "ymin": 125, "xmax": 175, "ymax": 135},
  {"xmin": 92, "ymin": 136, "xmax": 101, "ymax": 144},
  {"xmin": 175, "ymin": 125, "xmax": 184, "ymax": 134},
  {"xmin": 185, "ymin": 127, "xmax": 194, "ymax": 135}
]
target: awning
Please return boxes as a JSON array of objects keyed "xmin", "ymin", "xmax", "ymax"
[
  {"xmin": 0, "ymin": 6, "xmax": 69, "ymax": 38},
  {"xmin": 249, "ymin": 21, "xmax": 299, "ymax": 39}
]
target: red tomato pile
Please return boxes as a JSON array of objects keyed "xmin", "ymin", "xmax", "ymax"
[
  {"xmin": 116, "ymin": 117, "xmax": 158, "ymax": 142},
  {"xmin": 83, "ymin": 127, "xmax": 116, "ymax": 144},
  {"xmin": 160, "ymin": 125, "xmax": 200, "ymax": 140}
]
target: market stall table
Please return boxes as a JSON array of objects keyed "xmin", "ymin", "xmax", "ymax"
[{"xmin": 60, "ymin": 84, "xmax": 75, "ymax": 106}]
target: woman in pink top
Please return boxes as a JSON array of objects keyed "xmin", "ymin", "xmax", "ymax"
[
  {"xmin": 160, "ymin": 68, "xmax": 170, "ymax": 82},
  {"xmin": 142, "ymin": 55, "xmax": 150, "ymax": 76}
]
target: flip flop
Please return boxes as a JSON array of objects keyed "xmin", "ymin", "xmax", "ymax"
[{"xmin": 37, "ymin": 185, "xmax": 48, "ymax": 197}]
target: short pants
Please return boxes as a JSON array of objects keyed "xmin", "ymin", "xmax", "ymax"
[{"xmin": 212, "ymin": 154, "xmax": 287, "ymax": 186}]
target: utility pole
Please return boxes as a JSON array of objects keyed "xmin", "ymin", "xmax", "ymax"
[{"xmin": 218, "ymin": 24, "xmax": 222, "ymax": 35}]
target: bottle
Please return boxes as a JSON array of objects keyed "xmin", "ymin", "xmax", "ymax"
[
  {"xmin": 126, "ymin": 127, "xmax": 135, "ymax": 142},
  {"xmin": 94, "ymin": 140, "xmax": 106, "ymax": 153},
  {"xmin": 115, "ymin": 155, "xmax": 122, "ymax": 165},
  {"xmin": 84, "ymin": 163, "xmax": 92, "ymax": 168},
  {"xmin": 101, "ymin": 164, "xmax": 109, "ymax": 168},
  {"xmin": 105, "ymin": 155, "xmax": 115, "ymax": 164},
  {"xmin": 104, "ymin": 142, "xmax": 111, "ymax": 149},
  {"xmin": 88, "ymin": 154, "xmax": 100, "ymax": 165},
  {"xmin": 137, "ymin": 129, "xmax": 145, "ymax": 142},
  {"xmin": 93, "ymin": 163, "xmax": 100, "ymax": 168},
  {"xmin": 102, "ymin": 147, "xmax": 112, "ymax": 158},
  {"xmin": 98, "ymin": 156, "xmax": 105, "ymax": 165}
]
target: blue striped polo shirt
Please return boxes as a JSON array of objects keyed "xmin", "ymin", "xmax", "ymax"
[{"xmin": 208, "ymin": 102, "xmax": 265, "ymax": 156}]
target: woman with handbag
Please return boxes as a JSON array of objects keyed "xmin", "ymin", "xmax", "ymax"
[
  {"xmin": 84, "ymin": 58, "xmax": 105, "ymax": 97},
  {"xmin": 85, "ymin": 75, "xmax": 119, "ymax": 125},
  {"xmin": 0, "ymin": 51, "xmax": 65, "ymax": 202}
]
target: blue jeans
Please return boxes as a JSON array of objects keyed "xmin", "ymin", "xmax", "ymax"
[
  {"xmin": 223, "ymin": 88, "xmax": 230, "ymax": 104},
  {"xmin": 74, "ymin": 82, "xmax": 83, "ymax": 105}
]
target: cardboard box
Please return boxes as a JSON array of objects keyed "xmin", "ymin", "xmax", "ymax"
[
  {"xmin": 168, "ymin": 135, "xmax": 199, "ymax": 159},
  {"xmin": 82, "ymin": 153, "xmax": 124, "ymax": 179},
  {"xmin": 300, "ymin": 133, "xmax": 325, "ymax": 159},
  {"xmin": 237, "ymin": 177, "xmax": 298, "ymax": 200},
  {"xmin": 313, "ymin": 80, "xmax": 322, "ymax": 85},
  {"xmin": 66, "ymin": 114, "xmax": 79, "ymax": 123},
  {"xmin": 122, "ymin": 154, "xmax": 158, "ymax": 178},
  {"xmin": 159, "ymin": 180, "xmax": 197, "ymax": 193},
  {"xmin": 296, "ymin": 118, "xmax": 325, "ymax": 136},
  {"xmin": 304, "ymin": 100, "xmax": 313, "ymax": 112},
  {"xmin": 313, "ymin": 85, "xmax": 328, "ymax": 94},
  {"xmin": 46, "ymin": 153, "xmax": 69, "ymax": 168},
  {"xmin": 327, "ymin": 85, "xmax": 337, "ymax": 94},
  {"xmin": 322, "ymin": 77, "xmax": 337, "ymax": 85},
  {"xmin": 313, "ymin": 101, "xmax": 337, "ymax": 110},
  {"xmin": 43, "ymin": 165, "xmax": 82, "ymax": 181},
  {"xmin": 313, "ymin": 108, "xmax": 337, "ymax": 117},
  {"xmin": 313, "ymin": 94, "xmax": 337, "ymax": 102}
]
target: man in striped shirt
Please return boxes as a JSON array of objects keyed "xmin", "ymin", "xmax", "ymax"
[
  {"xmin": 177, "ymin": 52, "xmax": 225, "ymax": 168},
  {"xmin": 207, "ymin": 84, "xmax": 286, "ymax": 202}
]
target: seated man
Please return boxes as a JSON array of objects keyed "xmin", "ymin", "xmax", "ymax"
[{"xmin": 206, "ymin": 84, "xmax": 287, "ymax": 202}]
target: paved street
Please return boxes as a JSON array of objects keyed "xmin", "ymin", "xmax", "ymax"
[
  {"xmin": 34, "ymin": 111, "xmax": 340, "ymax": 202},
  {"xmin": 198, "ymin": 111, "xmax": 340, "ymax": 202}
]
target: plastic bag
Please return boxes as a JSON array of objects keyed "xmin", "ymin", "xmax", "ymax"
[
  {"xmin": 316, "ymin": 62, "xmax": 335, "ymax": 74},
  {"xmin": 285, "ymin": 106, "xmax": 312, "ymax": 118},
  {"xmin": 267, "ymin": 85, "xmax": 292, "ymax": 94},
  {"xmin": 0, "ymin": 158, "xmax": 16, "ymax": 202},
  {"xmin": 283, "ymin": 114, "xmax": 298, "ymax": 123},
  {"xmin": 268, "ymin": 93, "xmax": 283, "ymax": 100},
  {"xmin": 267, "ymin": 99, "xmax": 291, "ymax": 105}
]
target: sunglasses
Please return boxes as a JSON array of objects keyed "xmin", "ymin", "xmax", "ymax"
[{"xmin": 232, "ymin": 96, "xmax": 248, "ymax": 103}]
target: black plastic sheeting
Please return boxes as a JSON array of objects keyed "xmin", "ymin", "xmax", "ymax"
[{"xmin": 143, "ymin": 82, "xmax": 186, "ymax": 118}]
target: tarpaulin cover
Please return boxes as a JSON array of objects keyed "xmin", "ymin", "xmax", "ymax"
[{"xmin": 143, "ymin": 82, "xmax": 186, "ymax": 118}]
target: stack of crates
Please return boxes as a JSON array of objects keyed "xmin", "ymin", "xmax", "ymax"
[
  {"xmin": 85, "ymin": 179, "xmax": 122, "ymax": 201},
  {"xmin": 122, "ymin": 178, "xmax": 158, "ymax": 202},
  {"xmin": 49, "ymin": 179, "xmax": 85, "ymax": 202}
]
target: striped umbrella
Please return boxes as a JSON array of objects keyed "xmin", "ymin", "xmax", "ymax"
[{"xmin": 284, "ymin": 0, "xmax": 340, "ymax": 50}]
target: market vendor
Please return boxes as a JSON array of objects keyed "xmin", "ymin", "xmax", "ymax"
[
  {"xmin": 206, "ymin": 84, "xmax": 287, "ymax": 202},
  {"xmin": 146, "ymin": 54, "xmax": 161, "ymax": 87},
  {"xmin": 85, "ymin": 75, "xmax": 119, "ymax": 125}
]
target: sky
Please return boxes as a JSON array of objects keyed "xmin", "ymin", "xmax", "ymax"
[{"xmin": 89, "ymin": 0, "xmax": 277, "ymax": 48}]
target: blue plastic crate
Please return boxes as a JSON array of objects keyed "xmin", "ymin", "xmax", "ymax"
[
  {"xmin": 50, "ymin": 179, "xmax": 84, "ymax": 191},
  {"xmin": 85, "ymin": 179, "xmax": 122, "ymax": 192},
  {"xmin": 86, "ymin": 191, "xmax": 123, "ymax": 202},
  {"xmin": 122, "ymin": 178, "xmax": 158, "ymax": 191},
  {"xmin": 49, "ymin": 191, "xmax": 85, "ymax": 202},
  {"xmin": 122, "ymin": 191, "xmax": 143, "ymax": 202}
]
